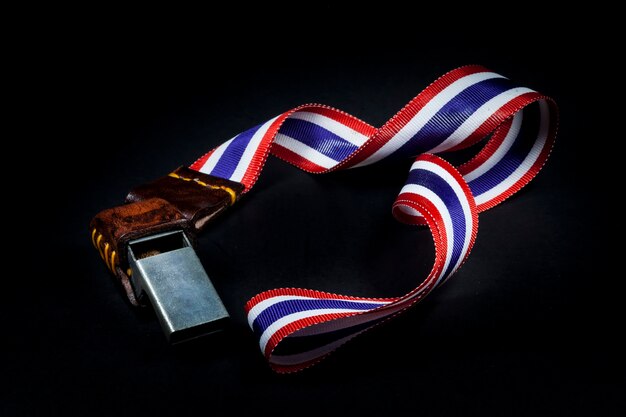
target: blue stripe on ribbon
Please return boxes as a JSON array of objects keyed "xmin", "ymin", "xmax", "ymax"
[
  {"xmin": 394, "ymin": 77, "xmax": 515, "ymax": 157},
  {"xmin": 468, "ymin": 105, "xmax": 539, "ymax": 196},
  {"xmin": 279, "ymin": 118, "xmax": 358, "ymax": 161},
  {"xmin": 210, "ymin": 124, "xmax": 261, "ymax": 178},
  {"xmin": 407, "ymin": 168, "xmax": 467, "ymax": 278},
  {"xmin": 252, "ymin": 298, "xmax": 384, "ymax": 335}
]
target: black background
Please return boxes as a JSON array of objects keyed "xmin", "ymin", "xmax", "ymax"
[{"xmin": 9, "ymin": 14, "xmax": 622, "ymax": 417}]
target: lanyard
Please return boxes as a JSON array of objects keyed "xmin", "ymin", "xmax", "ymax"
[{"xmin": 92, "ymin": 65, "xmax": 557, "ymax": 373}]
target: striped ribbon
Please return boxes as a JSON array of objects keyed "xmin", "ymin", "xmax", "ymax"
[{"xmin": 189, "ymin": 65, "xmax": 558, "ymax": 373}]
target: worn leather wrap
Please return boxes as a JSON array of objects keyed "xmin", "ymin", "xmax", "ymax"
[
  {"xmin": 127, "ymin": 167, "xmax": 244, "ymax": 230},
  {"xmin": 90, "ymin": 167, "xmax": 244, "ymax": 305}
]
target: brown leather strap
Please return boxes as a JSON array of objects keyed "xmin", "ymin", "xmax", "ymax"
[{"xmin": 89, "ymin": 167, "xmax": 244, "ymax": 305}]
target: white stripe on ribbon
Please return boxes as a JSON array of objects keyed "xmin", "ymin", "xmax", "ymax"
[
  {"xmin": 463, "ymin": 111, "xmax": 523, "ymax": 182},
  {"xmin": 198, "ymin": 137, "xmax": 234, "ymax": 175},
  {"xmin": 355, "ymin": 71, "xmax": 506, "ymax": 167},
  {"xmin": 289, "ymin": 111, "xmax": 369, "ymax": 147},
  {"xmin": 259, "ymin": 308, "xmax": 375, "ymax": 353},
  {"xmin": 290, "ymin": 300, "xmax": 409, "ymax": 337},
  {"xmin": 274, "ymin": 133, "xmax": 337, "ymax": 169},
  {"xmin": 430, "ymin": 87, "xmax": 535, "ymax": 153},
  {"xmin": 414, "ymin": 160, "xmax": 474, "ymax": 276},
  {"xmin": 247, "ymin": 296, "xmax": 316, "ymax": 327},
  {"xmin": 474, "ymin": 100, "xmax": 550, "ymax": 205},
  {"xmin": 230, "ymin": 117, "xmax": 278, "ymax": 183},
  {"xmin": 247, "ymin": 295, "xmax": 387, "ymax": 327}
]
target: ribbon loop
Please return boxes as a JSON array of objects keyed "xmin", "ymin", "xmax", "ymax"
[{"xmin": 189, "ymin": 65, "xmax": 557, "ymax": 372}]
